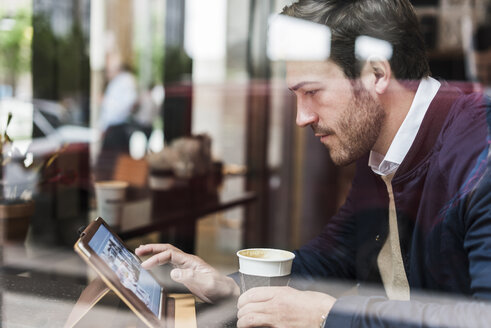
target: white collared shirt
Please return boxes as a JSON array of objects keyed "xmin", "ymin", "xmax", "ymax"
[{"xmin": 369, "ymin": 77, "xmax": 441, "ymax": 176}]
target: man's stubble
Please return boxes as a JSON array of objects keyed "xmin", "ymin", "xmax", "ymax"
[{"xmin": 316, "ymin": 81, "xmax": 385, "ymax": 166}]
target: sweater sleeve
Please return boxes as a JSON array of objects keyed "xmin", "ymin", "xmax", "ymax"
[
  {"xmin": 325, "ymin": 294, "xmax": 491, "ymax": 328},
  {"xmin": 464, "ymin": 154, "xmax": 491, "ymax": 302}
]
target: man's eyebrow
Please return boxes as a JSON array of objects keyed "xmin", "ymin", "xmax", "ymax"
[{"xmin": 288, "ymin": 81, "xmax": 320, "ymax": 91}]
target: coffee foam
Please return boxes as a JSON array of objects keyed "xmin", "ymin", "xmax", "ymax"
[{"xmin": 238, "ymin": 249, "xmax": 292, "ymax": 260}]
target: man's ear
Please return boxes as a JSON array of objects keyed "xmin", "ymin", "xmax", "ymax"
[{"xmin": 361, "ymin": 56, "xmax": 391, "ymax": 95}]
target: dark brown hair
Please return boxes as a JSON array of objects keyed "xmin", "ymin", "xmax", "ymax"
[{"xmin": 282, "ymin": 0, "xmax": 431, "ymax": 80}]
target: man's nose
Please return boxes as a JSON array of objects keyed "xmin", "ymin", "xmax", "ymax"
[{"xmin": 296, "ymin": 103, "xmax": 318, "ymax": 127}]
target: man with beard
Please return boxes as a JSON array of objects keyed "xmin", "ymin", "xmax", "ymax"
[{"xmin": 135, "ymin": 0, "xmax": 491, "ymax": 327}]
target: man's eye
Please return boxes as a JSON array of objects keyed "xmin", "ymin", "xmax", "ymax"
[{"xmin": 304, "ymin": 90, "xmax": 318, "ymax": 96}]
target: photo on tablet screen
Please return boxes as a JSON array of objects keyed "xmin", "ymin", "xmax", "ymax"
[{"xmin": 88, "ymin": 224, "xmax": 162, "ymax": 317}]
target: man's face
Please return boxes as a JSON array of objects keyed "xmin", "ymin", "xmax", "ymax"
[{"xmin": 286, "ymin": 60, "xmax": 385, "ymax": 166}]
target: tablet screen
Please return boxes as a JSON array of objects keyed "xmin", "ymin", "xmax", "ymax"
[{"xmin": 88, "ymin": 224, "xmax": 162, "ymax": 317}]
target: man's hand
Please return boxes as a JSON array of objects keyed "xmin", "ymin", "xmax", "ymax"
[
  {"xmin": 135, "ymin": 243, "xmax": 240, "ymax": 303},
  {"xmin": 237, "ymin": 286, "xmax": 336, "ymax": 328}
]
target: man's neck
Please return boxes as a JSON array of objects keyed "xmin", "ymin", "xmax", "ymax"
[{"xmin": 372, "ymin": 80, "xmax": 418, "ymax": 156}]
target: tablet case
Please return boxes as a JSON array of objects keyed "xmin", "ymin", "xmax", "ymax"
[{"xmin": 66, "ymin": 218, "xmax": 195, "ymax": 328}]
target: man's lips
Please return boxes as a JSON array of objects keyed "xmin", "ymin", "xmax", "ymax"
[{"xmin": 315, "ymin": 133, "xmax": 332, "ymax": 141}]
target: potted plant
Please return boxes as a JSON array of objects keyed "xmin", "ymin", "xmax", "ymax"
[{"xmin": 0, "ymin": 112, "xmax": 35, "ymax": 244}]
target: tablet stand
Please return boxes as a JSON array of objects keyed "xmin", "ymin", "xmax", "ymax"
[
  {"xmin": 64, "ymin": 277, "xmax": 110, "ymax": 328},
  {"xmin": 64, "ymin": 278, "xmax": 197, "ymax": 328}
]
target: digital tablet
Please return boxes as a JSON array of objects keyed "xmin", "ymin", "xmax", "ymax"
[{"xmin": 74, "ymin": 217, "xmax": 178, "ymax": 328}]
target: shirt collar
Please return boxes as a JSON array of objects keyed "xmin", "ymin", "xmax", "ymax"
[{"xmin": 369, "ymin": 77, "xmax": 441, "ymax": 176}]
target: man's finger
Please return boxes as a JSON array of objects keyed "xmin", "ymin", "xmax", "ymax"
[
  {"xmin": 237, "ymin": 287, "xmax": 276, "ymax": 309},
  {"xmin": 135, "ymin": 243, "xmax": 175, "ymax": 256},
  {"xmin": 237, "ymin": 301, "xmax": 268, "ymax": 320},
  {"xmin": 140, "ymin": 248, "xmax": 193, "ymax": 269},
  {"xmin": 140, "ymin": 250, "xmax": 172, "ymax": 269},
  {"xmin": 237, "ymin": 312, "xmax": 272, "ymax": 328}
]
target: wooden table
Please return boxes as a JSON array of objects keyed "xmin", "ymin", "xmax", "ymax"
[{"xmin": 118, "ymin": 176, "xmax": 256, "ymax": 254}]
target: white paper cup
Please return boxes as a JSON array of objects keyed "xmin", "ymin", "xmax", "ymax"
[
  {"xmin": 95, "ymin": 181, "xmax": 129, "ymax": 229},
  {"xmin": 237, "ymin": 248, "xmax": 295, "ymax": 292}
]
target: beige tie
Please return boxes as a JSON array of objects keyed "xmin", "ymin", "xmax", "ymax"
[{"xmin": 376, "ymin": 173, "xmax": 410, "ymax": 300}]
